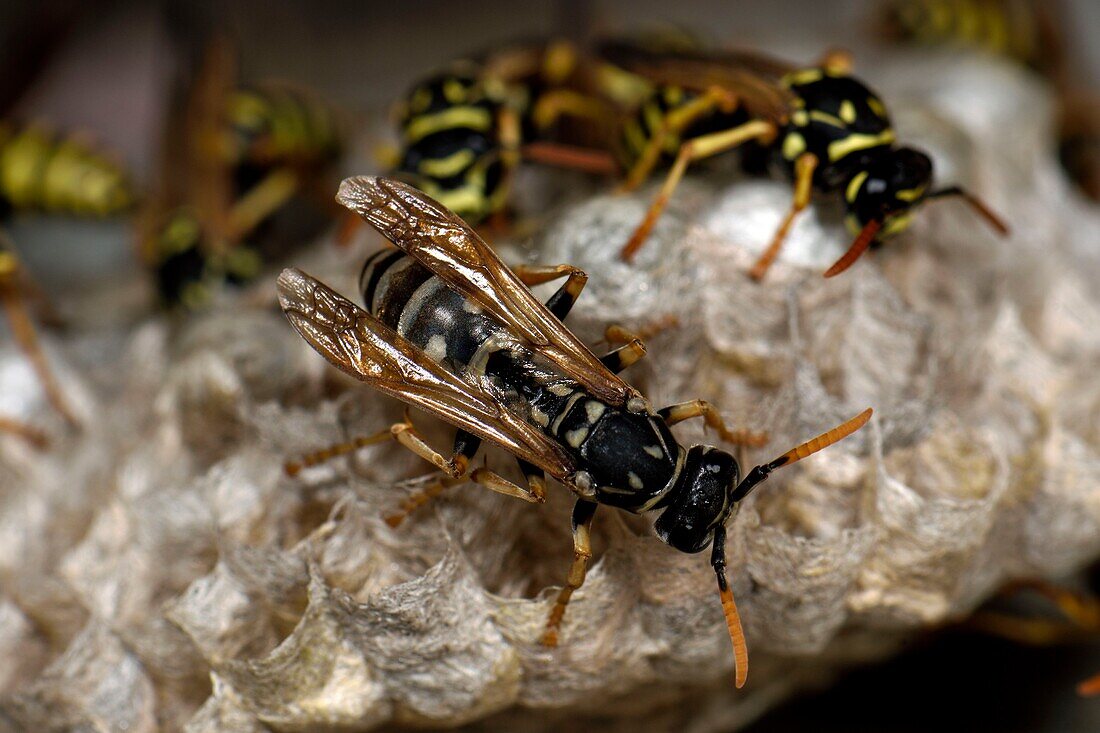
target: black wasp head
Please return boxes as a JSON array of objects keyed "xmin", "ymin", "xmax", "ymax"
[
  {"xmin": 654, "ymin": 446, "xmax": 740, "ymax": 554},
  {"xmin": 846, "ymin": 146, "xmax": 934, "ymax": 238}
]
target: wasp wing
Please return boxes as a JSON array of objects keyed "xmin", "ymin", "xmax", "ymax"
[
  {"xmin": 335, "ymin": 176, "xmax": 640, "ymax": 407},
  {"xmin": 277, "ymin": 267, "xmax": 577, "ymax": 482},
  {"xmin": 597, "ymin": 41, "xmax": 795, "ymax": 125}
]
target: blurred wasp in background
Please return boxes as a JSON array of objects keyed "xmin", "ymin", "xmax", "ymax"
[
  {"xmin": 280, "ymin": 176, "xmax": 872, "ymax": 688},
  {"xmin": 372, "ymin": 39, "xmax": 618, "ymax": 233},
  {"xmin": 0, "ymin": 122, "xmax": 136, "ymax": 442},
  {"xmin": 142, "ymin": 36, "xmax": 345, "ymax": 310},
  {"xmin": 877, "ymin": 0, "xmax": 1100, "ymax": 201},
  {"xmin": 592, "ymin": 40, "xmax": 1009, "ymax": 278}
]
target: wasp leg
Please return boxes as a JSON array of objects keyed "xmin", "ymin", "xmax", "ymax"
[
  {"xmin": 620, "ymin": 119, "xmax": 778, "ymax": 262},
  {"xmin": 0, "ymin": 415, "xmax": 49, "ymax": 449},
  {"xmin": 749, "ymin": 151, "xmax": 818, "ymax": 281},
  {"xmin": 532, "ymin": 88, "xmax": 617, "ymax": 131},
  {"xmin": 284, "ymin": 427, "xmax": 393, "ymax": 476},
  {"xmin": 520, "ymin": 141, "xmax": 618, "ymax": 176},
  {"xmin": 383, "ymin": 429, "xmax": 483, "ymax": 526},
  {"xmin": 620, "ymin": 86, "xmax": 741, "ymax": 193},
  {"xmin": 540, "ymin": 498, "xmax": 598, "ymax": 647},
  {"xmin": 603, "ymin": 317, "xmax": 678, "ymax": 345},
  {"xmin": 600, "ymin": 339, "xmax": 646, "ymax": 373},
  {"xmin": 0, "ymin": 249, "xmax": 79, "ymax": 429},
  {"xmin": 511, "ymin": 263, "xmax": 588, "ymax": 321},
  {"xmin": 226, "ymin": 167, "xmax": 300, "ymax": 242},
  {"xmin": 469, "ymin": 464, "xmax": 547, "ymax": 503},
  {"xmin": 516, "ymin": 458, "xmax": 547, "ymax": 498},
  {"xmin": 658, "ymin": 399, "xmax": 768, "ymax": 447}
]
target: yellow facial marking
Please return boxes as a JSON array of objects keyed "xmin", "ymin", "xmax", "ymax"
[
  {"xmin": 846, "ymin": 170, "xmax": 869, "ymax": 203},
  {"xmin": 882, "ymin": 211, "xmax": 914, "ymax": 236},
  {"xmin": 867, "ymin": 97, "xmax": 887, "ymax": 118},
  {"xmin": 827, "ymin": 129, "xmax": 896, "ymax": 162},
  {"xmin": 792, "ymin": 110, "xmax": 809, "ymax": 127},
  {"xmin": 895, "ymin": 186, "xmax": 926, "ymax": 202}
]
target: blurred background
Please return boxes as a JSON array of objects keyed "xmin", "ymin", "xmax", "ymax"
[{"xmin": 1, "ymin": 1, "xmax": 1097, "ymax": 730}]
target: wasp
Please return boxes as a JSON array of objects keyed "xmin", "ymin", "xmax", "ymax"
[
  {"xmin": 0, "ymin": 121, "xmax": 135, "ymax": 219},
  {"xmin": 0, "ymin": 124, "xmax": 134, "ymax": 438},
  {"xmin": 278, "ymin": 176, "xmax": 872, "ymax": 686},
  {"xmin": 596, "ymin": 41, "xmax": 1010, "ymax": 278},
  {"xmin": 878, "ymin": 0, "xmax": 1100, "ymax": 202},
  {"xmin": 143, "ymin": 39, "xmax": 343, "ymax": 310},
  {"xmin": 384, "ymin": 41, "xmax": 618, "ymax": 230}
]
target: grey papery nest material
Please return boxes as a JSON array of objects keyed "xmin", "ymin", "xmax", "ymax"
[{"xmin": 1, "ymin": 54, "xmax": 1099, "ymax": 733}]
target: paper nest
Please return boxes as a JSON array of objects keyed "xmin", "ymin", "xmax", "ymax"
[{"xmin": 1, "ymin": 53, "xmax": 1099, "ymax": 733}]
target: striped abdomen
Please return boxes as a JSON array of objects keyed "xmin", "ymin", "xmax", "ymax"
[
  {"xmin": 0, "ymin": 123, "xmax": 134, "ymax": 217},
  {"xmin": 359, "ymin": 249, "xmax": 682, "ymax": 511},
  {"xmin": 227, "ymin": 85, "xmax": 342, "ymax": 168}
]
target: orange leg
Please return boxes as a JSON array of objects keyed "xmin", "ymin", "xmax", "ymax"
[
  {"xmin": 540, "ymin": 498, "xmax": 597, "ymax": 647},
  {"xmin": 749, "ymin": 152, "xmax": 818, "ymax": 281},
  {"xmin": 620, "ymin": 119, "xmax": 777, "ymax": 262},
  {"xmin": 0, "ymin": 248, "xmax": 79, "ymax": 428}
]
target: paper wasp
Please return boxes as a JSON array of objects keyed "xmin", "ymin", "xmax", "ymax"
[
  {"xmin": 878, "ymin": 0, "xmax": 1100, "ymax": 202},
  {"xmin": 383, "ymin": 40, "xmax": 618, "ymax": 229},
  {"xmin": 278, "ymin": 176, "xmax": 872, "ymax": 686},
  {"xmin": 596, "ymin": 40, "xmax": 1010, "ymax": 278},
  {"xmin": 143, "ymin": 38, "xmax": 344, "ymax": 310},
  {"xmin": 0, "ymin": 123, "xmax": 135, "ymax": 441}
]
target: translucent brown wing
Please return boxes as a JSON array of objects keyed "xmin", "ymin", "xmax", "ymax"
[
  {"xmin": 596, "ymin": 41, "xmax": 796, "ymax": 125},
  {"xmin": 335, "ymin": 176, "xmax": 641, "ymax": 407},
  {"xmin": 277, "ymin": 267, "xmax": 578, "ymax": 483}
]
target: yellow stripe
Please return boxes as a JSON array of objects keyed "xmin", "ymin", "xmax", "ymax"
[
  {"xmin": 839, "ymin": 100, "xmax": 857, "ymax": 124},
  {"xmin": 782, "ymin": 132, "xmax": 806, "ymax": 161},
  {"xmin": 827, "ymin": 129, "xmax": 896, "ymax": 162},
  {"xmin": 867, "ymin": 97, "xmax": 887, "ymax": 118},
  {"xmin": 809, "ymin": 110, "xmax": 846, "ymax": 128},
  {"xmin": 881, "ymin": 211, "xmax": 914, "ymax": 236},
  {"xmin": 895, "ymin": 185, "xmax": 926, "ymax": 202},
  {"xmin": 782, "ymin": 68, "xmax": 823, "ymax": 87},
  {"xmin": 845, "ymin": 170, "xmax": 869, "ymax": 203},
  {"xmin": 417, "ymin": 148, "xmax": 476, "ymax": 178},
  {"xmin": 403, "ymin": 106, "xmax": 492, "ymax": 144}
]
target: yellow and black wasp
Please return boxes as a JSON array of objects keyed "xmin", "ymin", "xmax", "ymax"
[
  {"xmin": 0, "ymin": 123, "xmax": 135, "ymax": 440},
  {"xmin": 595, "ymin": 40, "xmax": 1009, "ymax": 278},
  {"xmin": 383, "ymin": 40, "xmax": 618, "ymax": 230},
  {"xmin": 0, "ymin": 121, "xmax": 135, "ymax": 219},
  {"xmin": 143, "ymin": 39, "xmax": 345, "ymax": 310},
  {"xmin": 279, "ymin": 176, "xmax": 872, "ymax": 687},
  {"xmin": 877, "ymin": 0, "xmax": 1100, "ymax": 202}
]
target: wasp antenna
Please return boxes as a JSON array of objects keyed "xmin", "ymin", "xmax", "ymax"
[
  {"xmin": 824, "ymin": 220, "xmax": 880, "ymax": 278},
  {"xmin": 774, "ymin": 407, "xmax": 872, "ymax": 467},
  {"xmin": 1078, "ymin": 672, "xmax": 1100, "ymax": 697},
  {"xmin": 729, "ymin": 408, "xmax": 872, "ymax": 502},
  {"xmin": 926, "ymin": 186, "xmax": 1010, "ymax": 236},
  {"xmin": 711, "ymin": 527, "xmax": 749, "ymax": 688}
]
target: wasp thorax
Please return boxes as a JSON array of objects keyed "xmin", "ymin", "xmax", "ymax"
[
  {"xmin": 846, "ymin": 146, "xmax": 934, "ymax": 237},
  {"xmin": 654, "ymin": 446, "xmax": 740, "ymax": 554}
]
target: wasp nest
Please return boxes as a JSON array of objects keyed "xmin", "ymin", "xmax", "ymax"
[{"xmin": 1, "ymin": 54, "xmax": 1098, "ymax": 733}]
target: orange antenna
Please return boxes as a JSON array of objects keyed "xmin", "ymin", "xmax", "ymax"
[
  {"xmin": 711, "ymin": 527, "xmax": 749, "ymax": 688},
  {"xmin": 824, "ymin": 220, "xmax": 880, "ymax": 278},
  {"xmin": 730, "ymin": 408, "xmax": 872, "ymax": 502},
  {"xmin": 926, "ymin": 186, "xmax": 1009, "ymax": 236}
]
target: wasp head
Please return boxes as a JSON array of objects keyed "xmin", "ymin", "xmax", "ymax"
[
  {"xmin": 845, "ymin": 146, "xmax": 933, "ymax": 239},
  {"xmin": 654, "ymin": 446, "xmax": 741, "ymax": 554}
]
